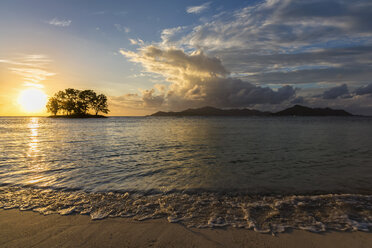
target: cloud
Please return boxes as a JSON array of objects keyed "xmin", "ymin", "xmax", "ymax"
[
  {"xmin": 121, "ymin": 46, "xmax": 296, "ymax": 110},
  {"xmin": 22, "ymin": 54, "xmax": 52, "ymax": 64},
  {"xmin": 109, "ymin": 93, "xmax": 163, "ymax": 115},
  {"xmin": 162, "ymin": 0, "xmax": 372, "ymax": 87},
  {"xmin": 109, "ymin": 93, "xmax": 143, "ymax": 109},
  {"xmin": 186, "ymin": 2, "xmax": 211, "ymax": 14},
  {"xmin": 23, "ymin": 82, "xmax": 45, "ymax": 88},
  {"xmin": 161, "ymin": 26, "xmax": 186, "ymax": 45},
  {"xmin": 355, "ymin": 83, "xmax": 372, "ymax": 96},
  {"xmin": 0, "ymin": 54, "xmax": 51, "ymax": 67},
  {"xmin": 129, "ymin": 38, "xmax": 144, "ymax": 46},
  {"xmin": 214, "ymin": 45, "xmax": 372, "ymax": 85},
  {"xmin": 114, "ymin": 24, "xmax": 130, "ymax": 33},
  {"xmin": 117, "ymin": 0, "xmax": 372, "ymax": 114},
  {"xmin": 0, "ymin": 54, "xmax": 55, "ymax": 88},
  {"xmin": 91, "ymin": 11, "xmax": 106, "ymax": 15},
  {"xmin": 10, "ymin": 68, "xmax": 55, "ymax": 84},
  {"xmin": 121, "ymin": 46, "xmax": 228, "ymax": 79},
  {"xmin": 179, "ymin": 0, "xmax": 372, "ymax": 51},
  {"xmin": 297, "ymin": 91, "xmax": 372, "ymax": 115},
  {"xmin": 322, "ymin": 84, "xmax": 349, "ymax": 99},
  {"xmin": 48, "ymin": 18, "xmax": 72, "ymax": 27},
  {"xmin": 291, "ymin": 96, "xmax": 305, "ymax": 104},
  {"xmin": 142, "ymin": 89, "xmax": 165, "ymax": 107}
]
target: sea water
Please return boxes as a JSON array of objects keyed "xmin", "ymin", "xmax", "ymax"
[{"xmin": 1, "ymin": 116, "xmax": 372, "ymax": 232}]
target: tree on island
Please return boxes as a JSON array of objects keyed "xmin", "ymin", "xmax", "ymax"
[
  {"xmin": 91, "ymin": 94, "xmax": 109, "ymax": 116},
  {"xmin": 46, "ymin": 88, "xmax": 109, "ymax": 116}
]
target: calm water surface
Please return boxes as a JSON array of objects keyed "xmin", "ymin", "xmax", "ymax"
[
  {"xmin": 1, "ymin": 116, "xmax": 371, "ymax": 194},
  {"xmin": 1, "ymin": 116, "xmax": 372, "ymax": 232}
]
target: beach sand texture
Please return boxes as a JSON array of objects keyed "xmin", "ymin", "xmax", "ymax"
[{"xmin": 1, "ymin": 209, "xmax": 371, "ymax": 248}]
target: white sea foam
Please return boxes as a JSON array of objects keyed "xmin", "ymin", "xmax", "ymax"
[{"xmin": 1, "ymin": 186, "xmax": 372, "ymax": 233}]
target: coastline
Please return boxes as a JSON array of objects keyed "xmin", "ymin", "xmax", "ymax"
[
  {"xmin": 1, "ymin": 186, "xmax": 372, "ymax": 233},
  {"xmin": 1, "ymin": 209, "xmax": 372, "ymax": 248}
]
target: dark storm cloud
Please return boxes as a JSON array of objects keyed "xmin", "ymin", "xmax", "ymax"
[
  {"xmin": 217, "ymin": 45, "xmax": 372, "ymax": 75},
  {"xmin": 243, "ymin": 65, "xmax": 372, "ymax": 85},
  {"xmin": 290, "ymin": 96, "xmax": 305, "ymax": 104},
  {"xmin": 276, "ymin": 0, "xmax": 372, "ymax": 32},
  {"xmin": 322, "ymin": 84, "xmax": 349, "ymax": 99},
  {"xmin": 355, "ymin": 83, "xmax": 372, "ymax": 96}
]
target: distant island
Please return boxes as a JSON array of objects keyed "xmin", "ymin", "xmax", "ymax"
[
  {"xmin": 151, "ymin": 105, "xmax": 353, "ymax": 117},
  {"xmin": 46, "ymin": 88, "xmax": 109, "ymax": 118},
  {"xmin": 273, "ymin": 105, "xmax": 352, "ymax": 116}
]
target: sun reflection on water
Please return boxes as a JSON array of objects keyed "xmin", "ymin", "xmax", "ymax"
[
  {"xmin": 25, "ymin": 117, "xmax": 49, "ymax": 185},
  {"xmin": 27, "ymin": 117, "xmax": 40, "ymax": 156},
  {"xmin": 23, "ymin": 118, "xmax": 57, "ymax": 186}
]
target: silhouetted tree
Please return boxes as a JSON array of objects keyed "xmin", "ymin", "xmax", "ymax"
[
  {"xmin": 78, "ymin": 90, "xmax": 96, "ymax": 114},
  {"xmin": 46, "ymin": 88, "xmax": 109, "ymax": 116},
  {"xmin": 46, "ymin": 97, "xmax": 59, "ymax": 116},
  {"xmin": 64, "ymin": 88, "xmax": 80, "ymax": 115},
  {"xmin": 92, "ymin": 94, "xmax": 109, "ymax": 115}
]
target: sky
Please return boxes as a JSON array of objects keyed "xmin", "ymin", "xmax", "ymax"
[{"xmin": 1, "ymin": 0, "xmax": 372, "ymax": 116}]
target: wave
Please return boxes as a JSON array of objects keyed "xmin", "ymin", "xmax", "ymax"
[{"xmin": 0, "ymin": 186, "xmax": 371, "ymax": 233}]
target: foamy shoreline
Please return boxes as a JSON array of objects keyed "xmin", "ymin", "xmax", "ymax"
[
  {"xmin": 1, "ymin": 186, "xmax": 372, "ymax": 234},
  {"xmin": 1, "ymin": 209, "xmax": 372, "ymax": 248}
]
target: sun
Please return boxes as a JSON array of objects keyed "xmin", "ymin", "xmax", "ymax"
[{"xmin": 18, "ymin": 88, "xmax": 48, "ymax": 113}]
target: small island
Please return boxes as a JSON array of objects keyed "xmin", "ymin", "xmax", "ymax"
[
  {"xmin": 46, "ymin": 88, "xmax": 109, "ymax": 118},
  {"xmin": 273, "ymin": 105, "xmax": 352, "ymax": 116},
  {"xmin": 151, "ymin": 105, "xmax": 353, "ymax": 117}
]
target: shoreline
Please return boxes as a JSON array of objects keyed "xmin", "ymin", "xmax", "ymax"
[
  {"xmin": 1, "ymin": 186, "xmax": 372, "ymax": 233},
  {"xmin": 1, "ymin": 209, "xmax": 372, "ymax": 248}
]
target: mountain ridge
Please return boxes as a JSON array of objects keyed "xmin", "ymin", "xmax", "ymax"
[{"xmin": 150, "ymin": 105, "xmax": 353, "ymax": 117}]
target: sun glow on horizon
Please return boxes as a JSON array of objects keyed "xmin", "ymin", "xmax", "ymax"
[{"xmin": 18, "ymin": 88, "xmax": 48, "ymax": 113}]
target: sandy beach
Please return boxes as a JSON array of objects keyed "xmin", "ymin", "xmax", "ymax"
[{"xmin": 0, "ymin": 209, "xmax": 371, "ymax": 248}]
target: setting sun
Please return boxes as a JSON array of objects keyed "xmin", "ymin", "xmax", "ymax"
[{"xmin": 18, "ymin": 88, "xmax": 48, "ymax": 113}]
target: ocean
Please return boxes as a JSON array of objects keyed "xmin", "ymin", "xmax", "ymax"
[{"xmin": 1, "ymin": 116, "xmax": 372, "ymax": 232}]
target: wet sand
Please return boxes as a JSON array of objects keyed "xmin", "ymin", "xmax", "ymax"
[{"xmin": 0, "ymin": 209, "xmax": 371, "ymax": 248}]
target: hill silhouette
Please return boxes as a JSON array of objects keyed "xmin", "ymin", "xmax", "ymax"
[
  {"xmin": 274, "ymin": 105, "xmax": 352, "ymax": 116},
  {"xmin": 151, "ymin": 105, "xmax": 353, "ymax": 117},
  {"xmin": 151, "ymin": 106, "xmax": 270, "ymax": 117}
]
